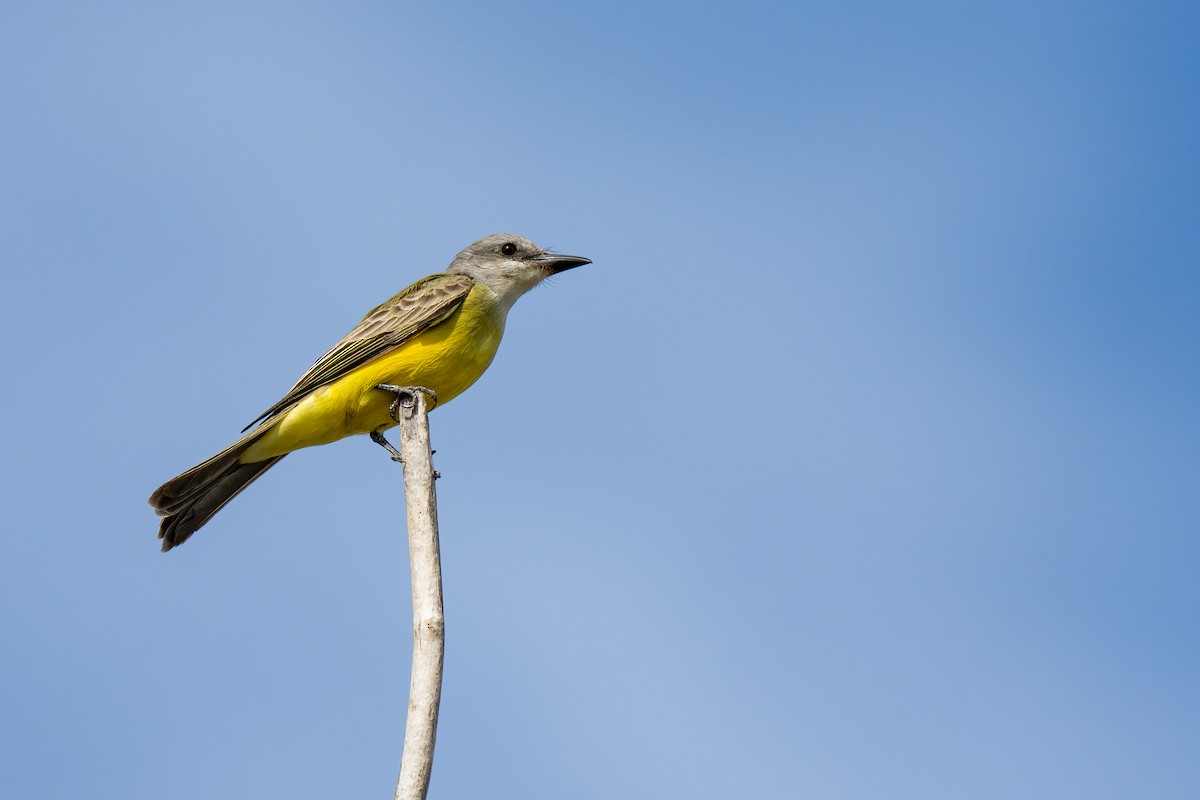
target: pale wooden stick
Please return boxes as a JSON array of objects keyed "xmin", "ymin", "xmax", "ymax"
[{"xmin": 392, "ymin": 389, "xmax": 444, "ymax": 800}]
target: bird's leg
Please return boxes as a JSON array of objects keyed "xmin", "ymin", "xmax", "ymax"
[
  {"xmin": 375, "ymin": 384, "xmax": 439, "ymax": 422},
  {"xmin": 370, "ymin": 431, "xmax": 405, "ymax": 462},
  {"xmin": 371, "ymin": 385, "xmax": 439, "ymax": 466}
]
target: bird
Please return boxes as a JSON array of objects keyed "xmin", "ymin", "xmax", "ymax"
[{"xmin": 148, "ymin": 233, "xmax": 590, "ymax": 551}]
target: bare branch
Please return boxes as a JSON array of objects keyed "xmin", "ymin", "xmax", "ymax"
[{"xmin": 392, "ymin": 389, "xmax": 444, "ymax": 800}]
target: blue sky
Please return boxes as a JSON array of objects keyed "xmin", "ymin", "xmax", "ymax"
[{"xmin": 2, "ymin": 1, "xmax": 1197, "ymax": 798}]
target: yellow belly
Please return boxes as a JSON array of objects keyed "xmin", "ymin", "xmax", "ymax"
[{"xmin": 240, "ymin": 285, "xmax": 505, "ymax": 461}]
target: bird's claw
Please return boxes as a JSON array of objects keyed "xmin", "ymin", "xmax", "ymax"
[
  {"xmin": 369, "ymin": 431, "xmax": 405, "ymax": 462},
  {"xmin": 375, "ymin": 384, "xmax": 438, "ymax": 422}
]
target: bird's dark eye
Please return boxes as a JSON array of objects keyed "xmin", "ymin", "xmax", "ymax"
[{"xmin": 501, "ymin": 242, "xmax": 517, "ymax": 256}]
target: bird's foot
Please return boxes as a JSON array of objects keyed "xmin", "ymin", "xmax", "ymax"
[
  {"xmin": 370, "ymin": 431, "xmax": 405, "ymax": 462},
  {"xmin": 374, "ymin": 384, "xmax": 438, "ymax": 422}
]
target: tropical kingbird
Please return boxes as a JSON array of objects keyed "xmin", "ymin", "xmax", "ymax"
[{"xmin": 149, "ymin": 233, "xmax": 590, "ymax": 551}]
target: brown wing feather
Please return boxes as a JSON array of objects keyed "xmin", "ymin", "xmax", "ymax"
[{"xmin": 241, "ymin": 273, "xmax": 475, "ymax": 431}]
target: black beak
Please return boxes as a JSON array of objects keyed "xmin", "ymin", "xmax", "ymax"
[{"xmin": 531, "ymin": 252, "xmax": 592, "ymax": 274}]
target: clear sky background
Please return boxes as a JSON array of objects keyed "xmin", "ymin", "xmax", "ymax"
[{"xmin": 2, "ymin": 2, "xmax": 1197, "ymax": 798}]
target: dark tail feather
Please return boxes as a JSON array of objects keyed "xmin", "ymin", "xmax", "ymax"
[{"xmin": 150, "ymin": 427, "xmax": 285, "ymax": 552}]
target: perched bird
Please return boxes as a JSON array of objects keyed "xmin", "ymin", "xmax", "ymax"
[{"xmin": 149, "ymin": 233, "xmax": 590, "ymax": 551}]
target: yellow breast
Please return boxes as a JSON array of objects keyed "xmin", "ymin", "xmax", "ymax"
[{"xmin": 241, "ymin": 284, "xmax": 505, "ymax": 461}]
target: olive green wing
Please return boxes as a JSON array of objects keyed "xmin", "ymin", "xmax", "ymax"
[{"xmin": 241, "ymin": 273, "xmax": 475, "ymax": 431}]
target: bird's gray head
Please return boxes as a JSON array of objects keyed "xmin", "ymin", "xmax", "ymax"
[{"xmin": 446, "ymin": 234, "xmax": 591, "ymax": 310}]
